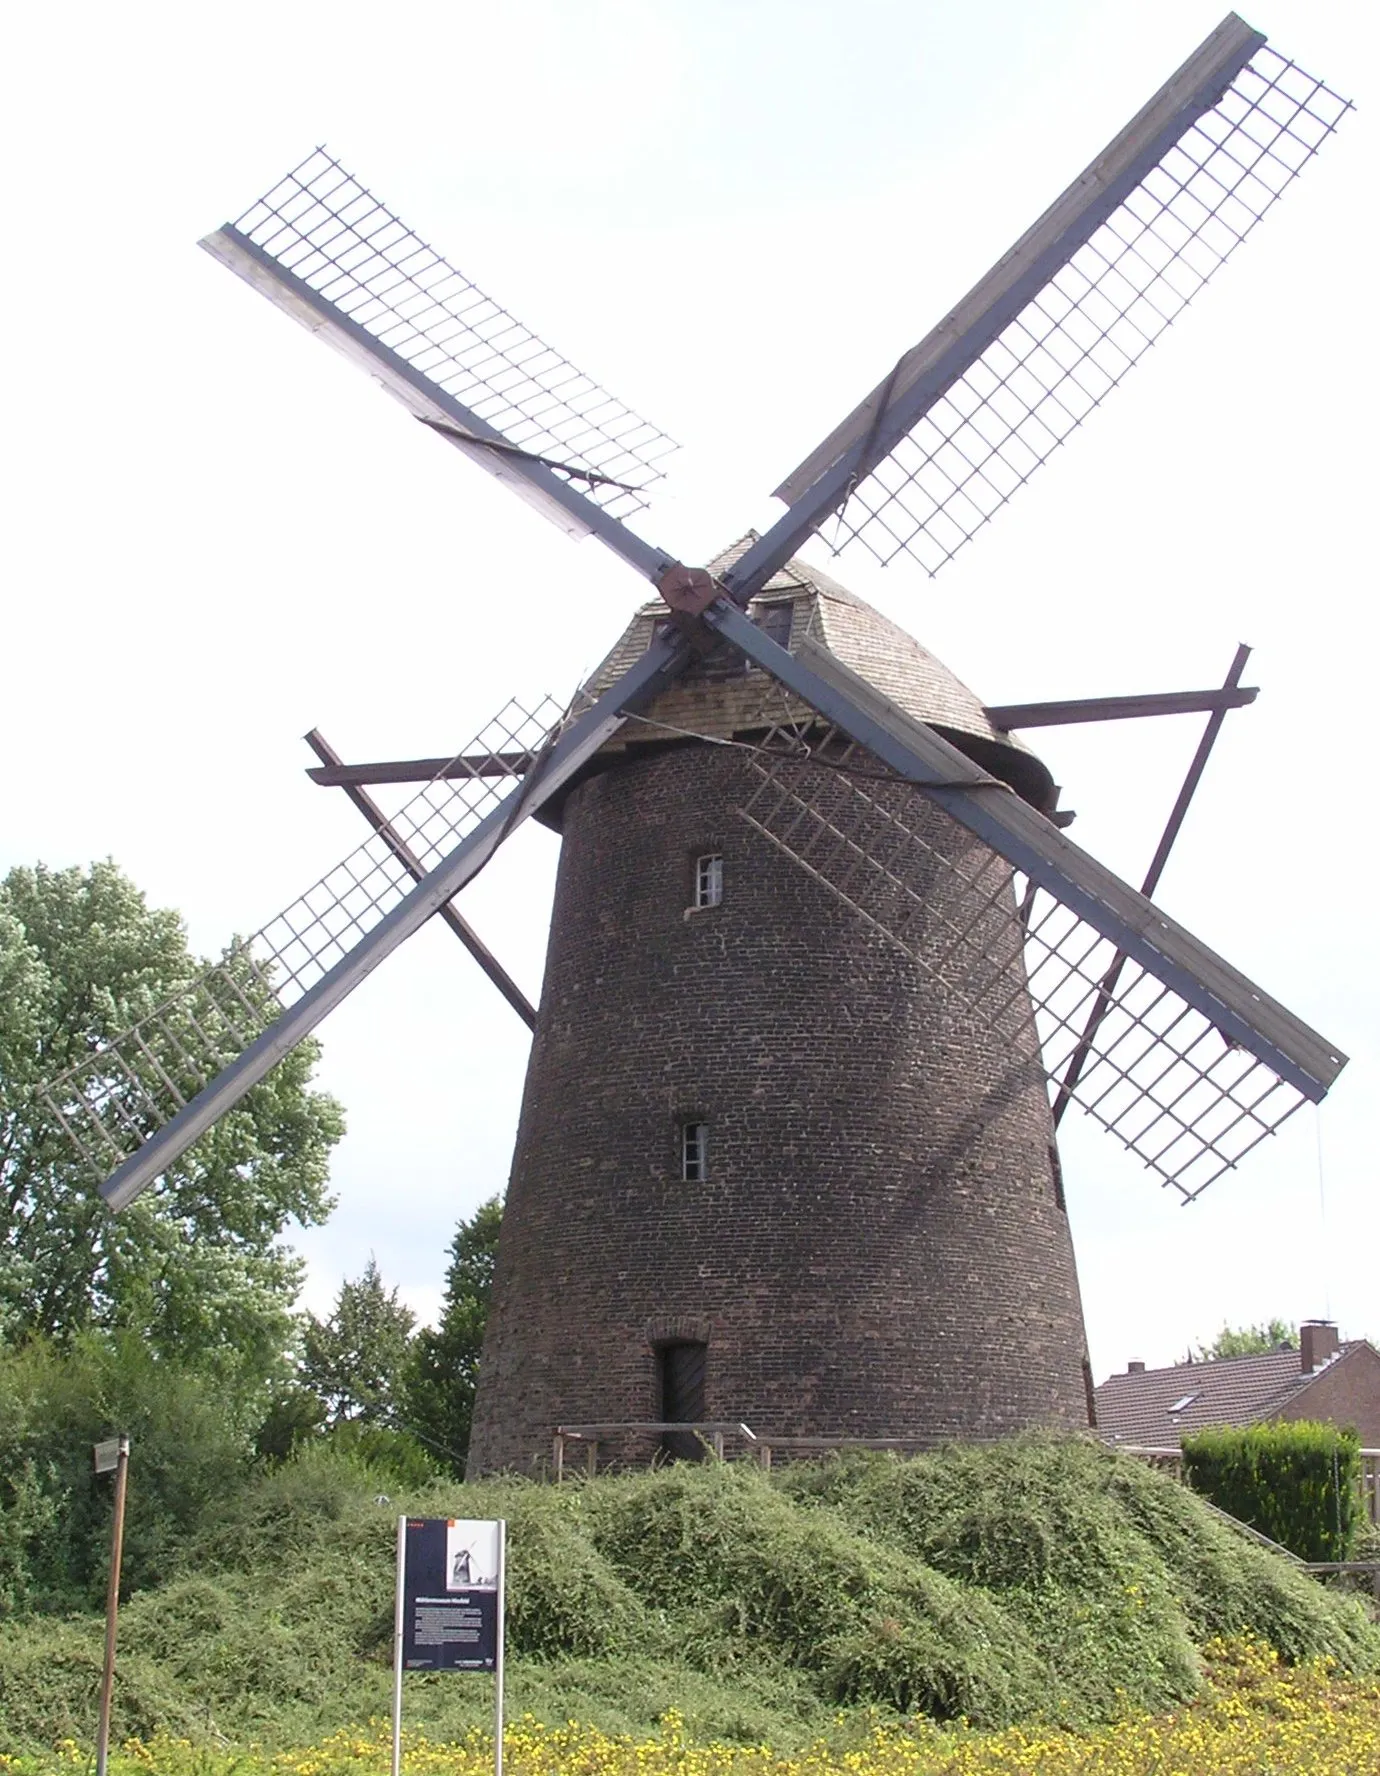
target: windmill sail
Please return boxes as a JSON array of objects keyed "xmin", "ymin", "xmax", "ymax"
[
  {"xmin": 39, "ymin": 620, "xmax": 698, "ymax": 1212},
  {"xmin": 65, "ymin": 19, "xmax": 1348, "ymax": 1220},
  {"xmin": 724, "ymin": 17, "xmax": 1351, "ymax": 599},
  {"xmin": 202, "ymin": 150, "xmax": 677, "ymax": 571},
  {"xmin": 41, "ymin": 696, "xmax": 565, "ymax": 1205},
  {"xmin": 705, "ymin": 605, "xmax": 1345, "ymax": 1198},
  {"xmin": 738, "ymin": 718, "xmax": 1301, "ymax": 1198}
]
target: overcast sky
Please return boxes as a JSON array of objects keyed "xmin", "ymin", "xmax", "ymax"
[{"xmin": 2, "ymin": 0, "xmax": 1375, "ymax": 1384}]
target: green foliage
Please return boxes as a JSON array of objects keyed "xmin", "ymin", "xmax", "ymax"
[
  {"xmin": 402, "ymin": 1195, "xmax": 502, "ymax": 1473},
  {"xmin": 299, "ymin": 1258, "xmax": 416, "ymax": 1428},
  {"xmin": 776, "ymin": 1435, "xmax": 1379, "ymax": 1705},
  {"xmin": 1193, "ymin": 1320, "xmax": 1298, "ymax": 1361},
  {"xmin": 253, "ymin": 1385, "xmax": 328, "ymax": 1463},
  {"xmin": 0, "ymin": 861, "xmax": 344, "ymax": 1375},
  {"xmin": 3, "ymin": 1438, "xmax": 1377, "ymax": 1755},
  {"xmin": 321, "ymin": 1421, "xmax": 438, "ymax": 1487},
  {"xmin": 1182, "ymin": 1419, "xmax": 1361, "ymax": 1563},
  {"xmin": 584, "ymin": 1463, "xmax": 1043, "ymax": 1720},
  {"xmin": 0, "ymin": 1331, "xmax": 257, "ymax": 1615}
]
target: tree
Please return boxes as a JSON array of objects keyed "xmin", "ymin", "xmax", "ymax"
[
  {"xmin": 403, "ymin": 1195, "xmax": 502, "ymax": 1473},
  {"xmin": 0, "ymin": 861, "xmax": 344, "ymax": 1381},
  {"xmin": 0, "ymin": 1329, "xmax": 258, "ymax": 1613},
  {"xmin": 299, "ymin": 1258, "xmax": 416, "ymax": 1426},
  {"xmin": 1193, "ymin": 1320, "xmax": 1298, "ymax": 1362}
]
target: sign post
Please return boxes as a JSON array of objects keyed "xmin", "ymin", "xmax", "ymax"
[
  {"xmin": 92, "ymin": 1434, "xmax": 130, "ymax": 1776},
  {"xmin": 392, "ymin": 1518, "xmax": 505, "ymax": 1776},
  {"xmin": 494, "ymin": 1519, "xmax": 506, "ymax": 1776},
  {"xmin": 391, "ymin": 1515, "xmax": 406, "ymax": 1776}
]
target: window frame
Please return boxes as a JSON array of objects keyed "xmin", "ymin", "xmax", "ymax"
[
  {"xmin": 692, "ymin": 852, "xmax": 724, "ymax": 910},
  {"xmin": 680, "ymin": 1119, "xmax": 709, "ymax": 1183}
]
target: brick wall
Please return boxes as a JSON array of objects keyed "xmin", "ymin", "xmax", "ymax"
[
  {"xmin": 1278, "ymin": 1345, "xmax": 1380, "ymax": 1447},
  {"xmin": 467, "ymin": 738, "xmax": 1091, "ymax": 1474}
]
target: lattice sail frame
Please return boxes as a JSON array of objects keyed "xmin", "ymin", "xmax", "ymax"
[
  {"xmin": 42, "ymin": 697, "xmax": 566, "ymax": 1182},
  {"xmin": 832, "ymin": 44, "xmax": 1352, "ymax": 573},
  {"xmin": 737, "ymin": 720, "xmax": 1304, "ymax": 1198},
  {"xmin": 230, "ymin": 150, "xmax": 677, "ymax": 517}
]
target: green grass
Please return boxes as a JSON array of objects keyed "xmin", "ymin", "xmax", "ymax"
[{"xmin": 2, "ymin": 1436, "xmax": 1376, "ymax": 1754}]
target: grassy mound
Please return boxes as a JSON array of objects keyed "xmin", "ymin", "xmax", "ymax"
[
  {"xmin": 2, "ymin": 1437, "xmax": 1376, "ymax": 1753},
  {"xmin": 776, "ymin": 1436, "xmax": 1378, "ymax": 1718}
]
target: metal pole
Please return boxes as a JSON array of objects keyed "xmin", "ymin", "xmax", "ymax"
[
  {"xmin": 94, "ymin": 1434, "xmax": 129, "ymax": 1776},
  {"xmin": 1051, "ymin": 645, "xmax": 1252, "ymax": 1127},
  {"xmin": 494, "ymin": 1521, "xmax": 507, "ymax": 1776},
  {"xmin": 391, "ymin": 1516, "xmax": 406, "ymax": 1776}
]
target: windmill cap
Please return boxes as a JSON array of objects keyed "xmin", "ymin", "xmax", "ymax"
[{"xmin": 576, "ymin": 537, "xmax": 1055, "ymax": 812}]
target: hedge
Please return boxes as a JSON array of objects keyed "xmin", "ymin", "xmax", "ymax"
[{"xmin": 1182, "ymin": 1419, "xmax": 1360, "ymax": 1562}]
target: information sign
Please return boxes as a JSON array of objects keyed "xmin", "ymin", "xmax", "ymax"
[
  {"xmin": 391, "ymin": 1516, "xmax": 506, "ymax": 1776},
  {"xmin": 401, "ymin": 1517, "xmax": 501, "ymax": 1671}
]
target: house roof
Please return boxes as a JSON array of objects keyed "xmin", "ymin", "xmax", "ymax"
[
  {"xmin": 579, "ymin": 537, "xmax": 1054, "ymax": 809},
  {"xmin": 1094, "ymin": 1343, "xmax": 1367, "ymax": 1446}
]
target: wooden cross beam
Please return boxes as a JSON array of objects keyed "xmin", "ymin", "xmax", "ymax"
[
  {"xmin": 303, "ymin": 729, "xmax": 536, "ymax": 1030},
  {"xmin": 987, "ymin": 684, "xmax": 1257, "ymax": 730},
  {"xmin": 1050, "ymin": 645, "xmax": 1254, "ymax": 1130}
]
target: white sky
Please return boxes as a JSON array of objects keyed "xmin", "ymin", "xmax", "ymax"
[{"xmin": 2, "ymin": 0, "xmax": 1375, "ymax": 1385}]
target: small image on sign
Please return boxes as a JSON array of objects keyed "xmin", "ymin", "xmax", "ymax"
[{"xmin": 445, "ymin": 1519, "xmax": 499, "ymax": 1591}]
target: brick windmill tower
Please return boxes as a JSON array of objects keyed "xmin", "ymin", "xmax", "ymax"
[
  {"xmin": 468, "ymin": 551, "xmax": 1091, "ymax": 1469},
  {"xmin": 40, "ymin": 17, "xmax": 1351, "ymax": 1472}
]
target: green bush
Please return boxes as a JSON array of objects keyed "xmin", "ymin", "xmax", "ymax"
[
  {"xmin": 1182, "ymin": 1420, "xmax": 1361, "ymax": 1563},
  {"xmin": 777, "ymin": 1434, "xmax": 1379, "ymax": 1704},
  {"xmin": 583, "ymin": 1463, "xmax": 1044, "ymax": 1721},
  {"xmin": 4, "ymin": 1438, "xmax": 1379, "ymax": 1755},
  {"xmin": 0, "ymin": 1333, "xmax": 257, "ymax": 1615}
]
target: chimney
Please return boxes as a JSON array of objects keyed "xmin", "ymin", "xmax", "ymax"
[
  {"xmin": 1299, "ymin": 1320, "xmax": 1339, "ymax": 1373},
  {"xmin": 1128, "ymin": 1361, "xmax": 1146, "ymax": 1374}
]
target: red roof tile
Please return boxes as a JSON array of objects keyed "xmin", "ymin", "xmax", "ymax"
[{"xmin": 1094, "ymin": 1344, "xmax": 1365, "ymax": 1447}]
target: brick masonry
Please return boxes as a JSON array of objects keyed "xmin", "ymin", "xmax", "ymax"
[
  {"xmin": 467, "ymin": 733, "xmax": 1092, "ymax": 1473},
  {"xmin": 1277, "ymin": 1347, "xmax": 1380, "ymax": 1448}
]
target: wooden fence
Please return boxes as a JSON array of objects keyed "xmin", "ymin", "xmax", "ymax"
[
  {"xmin": 551, "ymin": 1422, "xmax": 757, "ymax": 1479},
  {"xmin": 549, "ymin": 1428, "xmax": 1379, "ymax": 1527}
]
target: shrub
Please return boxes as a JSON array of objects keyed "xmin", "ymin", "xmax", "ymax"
[
  {"xmin": 4, "ymin": 1438, "xmax": 1379, "ymax": 1755},
  {"xmin": 1183, "ymin": 1420, "xmax": 1361, "ymax": 1562}
]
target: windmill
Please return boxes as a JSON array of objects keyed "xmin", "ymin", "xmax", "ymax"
[{"xmin": 37, "ymin": 14, "xmax": 1352, "ymax": 1469}]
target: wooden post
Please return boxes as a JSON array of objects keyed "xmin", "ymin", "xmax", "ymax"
[
  {"xmin": 552, "ymin": 1433, "xmax": 564, "ymax": 1483},
  {"xmin": 94, "ymin": 1435, "xmax": 130, "ymax": 1776}
]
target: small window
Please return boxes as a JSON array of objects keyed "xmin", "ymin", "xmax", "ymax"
[
  {"xmin": 753, "ymin": 602, "xmax": 792, "ymax": 650},
  {"xmin": 693, "ymin": 853, "xmax": 723, "ymax": 909},
  {"xmin": 1167, "ymin": 1392, "xmax": 1199, "ymax": 1415},
  {"xmin": 1049, "ymin": 1142, "xmax": 1066, "ymax": 1213},
  {"xmin": 681, "ymin": 1121, "xmax": 709, "ymax": 1182}
]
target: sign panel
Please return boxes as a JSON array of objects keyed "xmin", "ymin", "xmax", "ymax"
[
  {"xmin": 400, "ymin": 1517, "xmax": 501, "ymax": 1672},
  {"xmin": 92, "ymin": 1437, "xmax": 125, "ymax": 1475}
]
